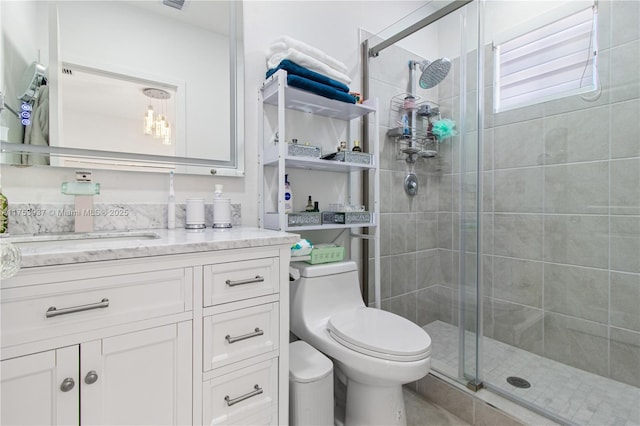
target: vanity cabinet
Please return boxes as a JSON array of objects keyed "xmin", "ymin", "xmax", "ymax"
[
  {"xmin": 0, "ymin": 261, "xmax": 193, "ymax": 425},
  {"xmin": 1, "ymin": 237, "xmax": 292, "ymax": 426},
  {"xmin": 198, "ymin": 249, "xmax": 287, "ymax": 426}
]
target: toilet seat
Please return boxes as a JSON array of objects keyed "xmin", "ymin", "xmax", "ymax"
[{"xmin": 327, "ymin": 307, "xmax": 431, "ymax": 362}]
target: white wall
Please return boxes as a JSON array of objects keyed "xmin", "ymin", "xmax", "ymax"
[{"xmin": 2, "ymin": 0, "xmax": 429, "ymax": 227}]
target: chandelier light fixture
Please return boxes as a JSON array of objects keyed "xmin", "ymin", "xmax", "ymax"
[{"xmin": 142, "ymin": 87, "xmax": 172, "ymax": 145}]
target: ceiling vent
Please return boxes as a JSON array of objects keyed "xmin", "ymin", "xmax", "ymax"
[{"xmin": 163, "ymin": 0, "xmax": 185, "ymax": 10}]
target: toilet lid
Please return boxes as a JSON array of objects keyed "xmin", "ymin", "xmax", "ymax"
[{"xmin": 327, "ymin": 307, "xmax": 431, "ymax": 362}]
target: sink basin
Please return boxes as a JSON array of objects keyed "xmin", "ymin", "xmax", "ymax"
[{"xmin": 2, "ymin": 231, "xmax": 161, "ymax": 248}]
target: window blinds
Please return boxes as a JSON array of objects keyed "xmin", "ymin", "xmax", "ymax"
[{"xmin": 493, "ymin": 2, "xmax": 598, "ymax": 113}]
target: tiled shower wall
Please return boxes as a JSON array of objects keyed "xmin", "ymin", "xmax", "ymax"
[{"xmin": 368, "ymin": 0, "xmax": 640, "ymax": 388}]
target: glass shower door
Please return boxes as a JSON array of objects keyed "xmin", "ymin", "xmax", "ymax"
[{"xmin": 452, "ymin": 0, "xmax": 483, "ymax": 390}]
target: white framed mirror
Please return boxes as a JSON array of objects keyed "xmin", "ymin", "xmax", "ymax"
[{"xmin": 0, "ymin": 0, "xmax": 244, "ymax": 176}]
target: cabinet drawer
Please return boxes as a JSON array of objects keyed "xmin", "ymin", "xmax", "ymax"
[
  {"xmin": 203, "ymin": 302, "xmax": 279, "ymax": 371},
  {"xmin": 203, "ymin": 358, "xmax": 278, "ymax": 426},
  {"xmin": 204, "ymin": 257, "xmax": 279, "ymax": 306},
  {"xmin": 1, "ymin": 268, "xmax": 191, "ymax": 349}
]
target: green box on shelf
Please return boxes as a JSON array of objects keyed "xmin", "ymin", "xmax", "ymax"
[{"xmin": 305, "ymin": 245, "xmax": 345, "ymax": 264}]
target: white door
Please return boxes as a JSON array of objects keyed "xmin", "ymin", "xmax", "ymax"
[
  {"xmin": 1, "ymin": 346, "xmax": 79, "ymax": 425},
  {"xmin": 80, "ymin": 322, "xmax": 192, "ymax": 426}
]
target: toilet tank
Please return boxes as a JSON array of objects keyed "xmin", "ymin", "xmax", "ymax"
[{"xmin": 290, "ymin": 261, "xmax": 365, "ymax": 330}]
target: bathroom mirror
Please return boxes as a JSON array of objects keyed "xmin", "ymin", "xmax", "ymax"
[{"xmin": 0, "ymin": 0, "xmax": 244, "ymax": 176}]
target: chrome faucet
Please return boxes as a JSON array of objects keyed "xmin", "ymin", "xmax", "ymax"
[{"xmin": 61, "ymin": 171, "xmax": 100, "ymax": 232}]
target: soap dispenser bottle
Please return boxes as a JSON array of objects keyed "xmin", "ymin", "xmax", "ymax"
[{"xmin": 284, "ymin": 174, "xmax": 293, "ymax": 214}]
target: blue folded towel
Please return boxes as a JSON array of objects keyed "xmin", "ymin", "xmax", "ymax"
[
  {"xmin": 266, "ymin": 59, "xmax": 350, "ymax": 93},
  {"xmin": 285, "ymin": 74, "xmax": 356, "ymax": 104}
]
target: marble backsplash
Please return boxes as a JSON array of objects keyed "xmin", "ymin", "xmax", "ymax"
[{"xmin": 6, "ymin": 203, "xmax": 242, "ymax": 235}]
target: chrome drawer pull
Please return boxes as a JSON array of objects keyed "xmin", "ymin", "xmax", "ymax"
[
  {"xmin": 225, "ymin": 328, "xmax": 264, "ymax": 344},
  {"xmin": 46, "ymin": 298, "xmax": 110, "ymax": 318},
  {"xmin": 225, "ymin": 384, "xmax": 263, "ymax": 406},
  {"xmin": 225, "ymin": 275, "xmax": 264, "ymax": 287}
]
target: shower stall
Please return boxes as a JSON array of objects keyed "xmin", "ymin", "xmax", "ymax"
[{"xmin": 363, "ymin": 0, "xmax": 639, "ymax": 424}]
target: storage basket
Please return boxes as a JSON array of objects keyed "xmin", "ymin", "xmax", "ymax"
[
  {"xmin": 288, "ymin": 144, "xmax": 322, "ymax": 158},
  {"xmin": 305, "ymin": 245, "xmax": 345, "ymax": 264},
  {"xmin": 287, "ymin": 212, "xmax": 322, "ymax": 227},
  {"xmin": 334, "ymin": 151, "xmax": 372, "ymax": 165},
  {"xmin": 322, "ymin": 211, "xmax": 372, "ymax": 225}
]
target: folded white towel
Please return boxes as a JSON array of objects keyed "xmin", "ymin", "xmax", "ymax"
[
  {"xmin": 268, "ymin": 48, "xmax": 352, "ymax": 86},
  {"xmin": 267, "ymin": 35, "xmax": 349, "ymax": 75}
]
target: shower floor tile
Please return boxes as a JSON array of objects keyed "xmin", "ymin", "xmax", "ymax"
[{"xmin": 424, "ymin": 321, "xmax": 640, "ymax": 426}]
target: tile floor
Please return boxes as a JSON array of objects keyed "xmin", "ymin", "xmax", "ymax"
[{"xmin": 424, "ymin": 321, "xmax": 640, "ymax": 426}]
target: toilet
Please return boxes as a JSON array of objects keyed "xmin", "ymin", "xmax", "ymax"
[{"xmin": 289, "ymin": 261, "xmax": 432, "ymax": 426}]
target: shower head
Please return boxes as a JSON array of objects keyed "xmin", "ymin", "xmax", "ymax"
[{"xmin": 416, "ymin": 58, "xmax": 451, "ymax": 89}]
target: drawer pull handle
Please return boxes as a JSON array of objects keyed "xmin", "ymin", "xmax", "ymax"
[
  {"xmin": 225, "ymin": 328, "xmax": 264, "ymax": 344},
  {"xmin": 46, "ymin": 298, "xmax": 110, "ymax": 318},
  {"xmin": 225, "ymin": 275, "xmax": 265, "ymax": 287},
  {"xmin": 225, "ymin": 384, "xmax": 263, "ymax": 406}
]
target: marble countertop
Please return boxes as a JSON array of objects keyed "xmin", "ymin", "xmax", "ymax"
[{"xmin": 1, "ymin": 227, "xmax": 300, "ymax": 268}]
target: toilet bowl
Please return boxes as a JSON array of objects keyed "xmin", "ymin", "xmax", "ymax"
[{"xmin": 289, "ymin": 261, "xmax": 432, "ymax": 426}]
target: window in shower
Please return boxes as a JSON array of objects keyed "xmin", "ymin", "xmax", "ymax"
[{"xmin": 492, "ymin": 1, "xmax": 598, "ymax": 113}]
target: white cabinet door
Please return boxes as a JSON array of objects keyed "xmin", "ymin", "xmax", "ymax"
[
  {"xmin": 0, "ymin": 346, "xmax": 79, "ymax": 426},
  {"xmin": 80, "ymin": 322, "xmax": 192, "ymax": 426}
]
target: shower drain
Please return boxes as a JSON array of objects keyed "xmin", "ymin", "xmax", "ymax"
[{"xmin": 506, "ymin": 376, "xmax": 531, "ymax": 389}]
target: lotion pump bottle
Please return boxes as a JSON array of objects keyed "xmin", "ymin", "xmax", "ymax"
[
  {"xmin": 167, "ymin": 171, "xmax": 176, "ymax": 229},
  {"xmin": 284, "ymin": 174, "xmax": 293, "ymax": 214}
]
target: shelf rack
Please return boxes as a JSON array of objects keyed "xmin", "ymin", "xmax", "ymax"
[
  {"xmin": 258, "ymin": 69, "xmax": 380, "ymax": 307},
  {"xmin": 258, "ymin": 69, "xmax": 379, "ymax": 233}
]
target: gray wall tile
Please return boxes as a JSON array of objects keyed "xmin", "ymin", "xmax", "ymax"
[
  {"xmin": 543, "ymin": 106, "xmax": 610, "ymax": 164},
  {"xmin": 544, "ymin": 264, "xmax": 609, "ymax": 323},
  {"xmin": 611, "ymin": 158, "xmax": 640, "ymax": 215},
  {"xmin": 494, "ymin": 214, "xmax": 544, "ymax": 260},
  {"xmin": 611, "ymin": 99, "xmax": 640, "ymax": 158},
  {"xmin": 389, "ymin": 212, "xmax": 417, "ymax": 255},
  {"xmin": 544, "ymin": 162, "xmax": 609, "ymax": 215},
  {"xmin": 610, "ymin": 41, "xmax": 640, "ymax": 103},
  {"xmin": 389, "ymin": 252, "xmax": 417, "ymax": 297},
  {"xmin": 544, "ymin": 313, "xmax": 609, "ymax": 377},
  {"xmin": 611, "ymin": 272, "xmax": 640, "ymax": 332},
  {"xmin": 417, "ymin": 285, "xmax": 455, "ymax": 326},
  {"xmin": 544, "ymin": 215, "xmax": 609, "ymax": 268},
  {"xmin": 494, "ymin": 167, "xmax": 543, "ymax": 213},
  {"xmin": 493, "ymin": 119, "xmax": 544, "ymax": 169},
  {"xmin": 611, "ymin": 216, "xmax": 640, "ymax": 273},
  {"xmin": 417, "ymin": 249, "xmax": 441, "ymax": 289},
  {"xmin": 382, "ymin": 292, "xmax": 418, "ymax": 324},
  {"xmin": 611, "ymin": 0, "xmax": 640, "ymax": 47},
  {"xmin": 610, "ymin": 327, "xmax": 640, "ymax": 387},
  {"xmin": 493, "ymin": 300, "xmax": 544, "ymax": 355},
  {"xmin": 417, "ymin": 212, "xmax": 438, "ymax": 251},
  {"xmin": 493, "ymin": 257, "xmax": 543, "ymax": 308}
]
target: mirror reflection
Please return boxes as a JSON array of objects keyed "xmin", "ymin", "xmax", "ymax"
[{"xmin": 1, "ymin": 0, "xmax": 244, "ymax": 176}]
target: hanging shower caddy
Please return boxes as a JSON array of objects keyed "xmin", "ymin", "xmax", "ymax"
[{"xmin": 387, "ymin": 93, "xmax": 441, "ymax": 162}]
